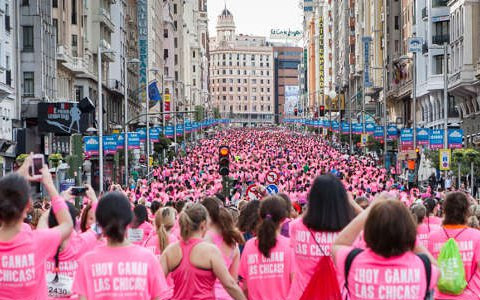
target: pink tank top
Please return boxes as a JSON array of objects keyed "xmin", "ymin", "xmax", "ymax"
[
  {"xmin": 171, "ymin": 238, "xmax": 217, "ymax": 300},
  {"xmin": 211, "ymin": 231, "xmax": 235, "ymax": 300}
]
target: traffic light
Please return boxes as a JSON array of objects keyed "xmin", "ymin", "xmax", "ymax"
[
  {"xmin": 319, "ymin": 105, "xmax": 325, "ymax": 117},
  {"xmin": 218, "ymin": 145, "xmax": 230, "ymax": 176}
]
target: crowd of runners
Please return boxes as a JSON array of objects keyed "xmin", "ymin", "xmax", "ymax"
[{"xmin": 0, "ymin": 127, "xmax": 479, "ymax": 300}]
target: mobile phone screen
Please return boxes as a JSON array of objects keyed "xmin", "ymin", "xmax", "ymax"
[{"xmin": 33, "ymin": 157, "xmax": 43, "ymax": 175}]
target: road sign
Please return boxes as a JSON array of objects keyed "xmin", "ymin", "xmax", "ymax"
[
  {"xmin": 439, "ymin": 149, "xmax": 451, "ymax": 171},
  {"xmin": 246, "ymin": 184, "xmax": 264, "ymax": 201},
  {"xmin": 266, "ymin": 184, "xmax": 279, "ymax": 195},
  {"xmin": 265, "ymin": 171, "xmax": 279, "ymax": 184},
  {"xmin": 408, "ymin": 37, "xmax": 424, "ymax": 53},
  {"xmin": 361, "ymin": 134, "xmax": 369, "ymax": 147}
]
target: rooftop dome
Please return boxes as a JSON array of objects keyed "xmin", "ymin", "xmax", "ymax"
[{"xmin": 220, "ymin": 7, "xmax": 232, "ymax": 17}]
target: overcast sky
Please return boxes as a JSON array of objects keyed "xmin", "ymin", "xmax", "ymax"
[{"xmin": 207, "ymin": 0, "xmax": 303, "ymax": 39}]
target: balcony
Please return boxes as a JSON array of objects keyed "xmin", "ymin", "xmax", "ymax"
[
  {"xmin": 422, "ymin": 7, "xmax": 428, "ymax": 20},
  {"xmin": 66, "ymin": 57, "xmax": 94, "ymax": 78},
  {"xmin": 100, "ymin": 39, "xmax": 115, "ymax": 62},
  {"xmin": 56, "ymin": 45, "xmax": 72, "ymax": 62},
  {"xmin": 432, "ymin": 34, "xmax": 449, "ymax": 45},
  {"xmin": 99, "ymin": 8, "xmax": 115, "ymax": 32},
  {"xmin": 107, "ymin": 79, "xmax": 124, "ymax": 95}
]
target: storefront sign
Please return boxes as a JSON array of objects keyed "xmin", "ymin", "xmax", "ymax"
[{"xmin": 38, "ymin": 102, "xmax": 89, "ymax": 134}]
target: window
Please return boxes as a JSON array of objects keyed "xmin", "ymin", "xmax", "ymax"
[
  {"xmin": 72, "ymin": 34, "xmax": 78, "ymax": 57},
  {"xmin": 193, "ymin": 51, "xmax": 196, "ymax": 58},
  {"xmin": 164, "ymin": 49, "xmax": 168, "ymax": 59},
  {"xmin": 53, "ymin": 0, "xmax": 58, "ymax": 7},
  {"xmin": 5, "ymin": 3, "xmax": 10, "ymax": 32},
  {"xmin": 193, "ymin": 65, "xmax": 196, "ymax": 73},
  {"xmin": 23, "ymin": 72, "xmax": 34, "ymax": 96},
  {"xmin": 164, "ymin": 29, "xmax": 168, "ymax": 38},
  {"xmin": 394, "ymin": 16, "xmax": 399, "ymax": 30},
  {"xmin": 23, "ymin": 26, "xmax": 34, "ymax": 52},
  {"xmin": 174, "ymin": 38, "xmax": 178, "ymax": 48},
  {"xmin": 21, "ymin": 0, "xmax": 29, "ymax": 6},
  {"xmin": 71, "ymin": 0, "xmax": 77, "ymax": 24},
  {"xmin": 173, "ymin": 4, "xmax": 177, "ymax": 14},
  {"xmin": 433, "ymin": 55, "xmax": 444, "ymax": 74},
  {"xmin": 174, "ymin": 54, "xmax": 178, "ymax": 65},
  {"xmin": 53, "ymin": 19, "xmax": 58, "ymax": 44}
]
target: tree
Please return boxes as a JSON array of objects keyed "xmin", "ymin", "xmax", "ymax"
[
  {"xmin": 194, "ymin": 105, "xmax": 205, "ymax": 121},
  {"xmin": 213, "ymin": 107, "xmax": 221, "ymax": 119}
]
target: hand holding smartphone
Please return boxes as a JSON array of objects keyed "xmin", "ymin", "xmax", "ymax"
[{"xmin": 31, "ymin": 154, "xmax": 45, "ymax": 176}]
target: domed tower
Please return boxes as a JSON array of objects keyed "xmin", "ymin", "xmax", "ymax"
[{"xmin": 216, "ymin": 6, "xmax": 236, "ymax": 43}]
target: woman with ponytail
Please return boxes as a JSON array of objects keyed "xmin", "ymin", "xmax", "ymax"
[
  {"xmin": 202, "ymin": 197, "xmax": 245, "ymax": 300},
  {"xmin": 144, "ymin": 207, "xmax": 178, "ymax": 257},
  {"xmin": 160, "ymin": 203, "xmax": 246, "ymax": 300},
  {"xmin": 0, "ymin": 155, "xmax": 73, "ymax": 300},
  {"xmin": 73, "ymin": 192, "xmax": 168, "ymax": 300},
  {"xmin": 239, "ymin": 196, "xmax": 293, "ymax": 300}
]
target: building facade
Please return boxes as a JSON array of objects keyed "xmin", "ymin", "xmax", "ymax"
[
  {"xmin": 273, "ymin": 46, "xmax": 302, "ymax": 123},
  {"xmin": 0, "ymin": 0, "xmax": 15, "ymax": 173},
  {"xmin": 209, "ymin": 8, "xmax": 274, "ymax": 124}
]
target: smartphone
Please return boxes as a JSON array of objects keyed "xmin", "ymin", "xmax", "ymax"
[
  {"xmin": 31, "ymin": 154, "xmax": 44, "ymax": 176},
  {"xmin": 71, "ymin": 186, "xmax": 87, "ymax": 196}
]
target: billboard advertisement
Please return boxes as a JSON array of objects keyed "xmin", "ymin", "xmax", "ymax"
[{"xmin": 284, "ymin": 86, "xmax": 299, "ymax": 116}]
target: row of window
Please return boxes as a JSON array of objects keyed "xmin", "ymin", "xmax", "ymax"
[
  {"xmin": 212, "ymin": 86, "xmax": 271, "ymax": 93},
  {"xmin": 211, "ymin": 53, "xmax": 271, "ymax": 62},
  {"xmin": 211, "ymin": 69, "xmax": 271, "ymax": 76},
  {"xmin": 211, "ymin": 78, "xmax": 271, "ymax": 85},
  {"xmin": 215, "ymin": 95, "xmax": 271, "ymax": 102},
  {"xmin": 212, "ymin": 61, "xmax": 270, "ymax": 67},
  {"xmin": 219, "ymin": 105, "xmax": 272, "ymax": 112}
]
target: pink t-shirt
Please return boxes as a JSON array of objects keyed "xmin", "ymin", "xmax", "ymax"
[
  {"xmin": 127, "ymin": 222, "xmax": 153, "ymax": 245},
  {"xmin": 239, "ymin": 235, "xmax": 293, "ymax": 300},
  {"xmin": 287, "ymin": 218, "xmax": 339, "ymax": 300},
  {"xmin": 416, "ymin": 223, "xmax": 440, "ymax": 249},
  {"xmin": 142, "ymin": 232, "xmax": 178, "ymax": 300},
  {"xmin": 428, "ymin": 226, "xmax": 480, "ymax": 299},
  {"xmin": 73, "ymin": 244, "xmax": 168, "ymax": 300},
  {"xmin": 143, "ymin": 231, "xmax": 179, "ymax": 258},
  {"xmin": 45, "ymin": 230, "xmax": 97, "ymax": 299},
  {"xmin": 425, "ymin": 216, "xmax": 442, "ymax": 226},
  {"xmin": 335, "ymin": 247, "xmax": 438, "ymax": 300},
  {"xmin": 0, "ymin": 228, "xmax": 62, "ymax": 300}
]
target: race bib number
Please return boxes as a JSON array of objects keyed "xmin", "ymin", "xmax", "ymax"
[
  {"xmin": 47, "ymin": 273, "xmax": 73, "ymax": 298},
  {"xmin": 127, "ymin": 228, "xmax": 144, "ymax": 242}
]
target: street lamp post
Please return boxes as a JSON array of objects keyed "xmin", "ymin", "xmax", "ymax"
[
  {"xmin": 123, "ymin": 58, "xmax": 140, "ymax": 186},
  {"xmin": 443, "ymin": 43, "xmax": 448, "ymax": 149},
  {"xmin": 413, "ymin": 52, "xmax": 417, "ymax": 150},
  {"xmin": 97, "ymin": 46, "xmax": 115, "ymax": 193}
]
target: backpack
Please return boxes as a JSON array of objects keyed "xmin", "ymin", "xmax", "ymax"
[
  {"xmin": 437, "ymin": 228, "xmax": 468, "ymax": 295},
  {"xmin": 299, "ymin": 230, "xmax": 341, "ymax": 300},
  {"xmin": 344, "ymin": 248, "xmax": 433, "ymax": 300}
]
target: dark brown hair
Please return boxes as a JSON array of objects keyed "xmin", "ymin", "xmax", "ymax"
[
  {"xmin": 202, "ymin": 197, "xmax": 244, "ymax": 247},
  {"xmin": 258, "ymin": 196, "xmax": 287, "ymax": 257},
  {"xmin": 443, "ymin": 192, "xmax": 469, "ymax": 225},
  {"xmin": 80, "ymin": 204, "xmax": 92, "ymax": 232},
  {"xmin": 364, "ymin": 200, "xmax": 416, "ymax": 258}
]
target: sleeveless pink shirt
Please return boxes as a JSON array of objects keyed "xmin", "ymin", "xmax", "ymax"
[{"xmin": 171, "ymin": 238, "xmax": 217, "ymax": 300}]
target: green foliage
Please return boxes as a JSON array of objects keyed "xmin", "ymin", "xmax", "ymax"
[
  {"xmin": 48, "ymin": 153, "xmax": 63, "ymax": 168},
  {"xmin": 15, "ymin": 154, "xmax": 29, "ymax": 166},
  {"xmin": 194, "ymin": 105, "xmax": 205, "ymax": 122},
  {"xmin": 213, "ymin": 107, "xmax": 220, "ymax": 119},
  {"xmin": 425, "ymin": 148, "xmax": 480, "ymax": 177}
]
